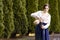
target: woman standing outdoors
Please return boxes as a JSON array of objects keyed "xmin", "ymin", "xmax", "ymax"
[{"xmin": 31, "ymin": 4, "xmax": 51, "ymax": 40}]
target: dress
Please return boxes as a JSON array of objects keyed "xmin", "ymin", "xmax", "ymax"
[
  {"xmin": 31, "ymin": 11, "xmax": 51, "ymax": 40},
  {"xmin": 35, "ymin": 22, "xmax": 49, "ymax": 40}
]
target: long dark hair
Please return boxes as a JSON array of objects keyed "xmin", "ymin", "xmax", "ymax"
[{"xmin": 43, "ymin": 4, "xmax": 49, "ymax": 9}]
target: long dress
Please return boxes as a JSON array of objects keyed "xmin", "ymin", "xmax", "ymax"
[
  {"xmin": 31, "ymin": 11, "xmax": 51, "ymax": 40},
  {"xmin": 35, "ymin": 22, "xmax": 49, "ymax": 40}
]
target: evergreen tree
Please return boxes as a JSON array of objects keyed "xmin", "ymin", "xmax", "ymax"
[
  {"xmin": 57, "ymin": 0, "xmax": 60, "ymax": 32},
  {"xmin": 49, "ymin": 0, "xmax": 60, "ymax": 33},
  {"xmin": 38, "ymin": 0, "xmax": 45, "ymax": 10},
  {"xmin": 26, "ymin": 0, "xmax": 38, "ymax": 33},
  {"xmin": 13, "ymin": 0, "xmax": 28, "ymax": 35},
  {"xmin": 44, "ymin": 0, "xmax": 49, "ymax": 4},
  {"xmin": 0, "ymin": 0, "xmax": 5, "ymax": 38},
  {"xmin": 3, "ymin": 0, "xmax": 14, "ymax": 38}
]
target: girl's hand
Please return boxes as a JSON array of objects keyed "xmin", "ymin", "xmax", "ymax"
[
  {"xmin": 41, "ymin": 25, "xmax": 45, "ymax": 29},
  {"xmin": 33, "ymin": 20, "xmax": 40, "ymax": 24}
]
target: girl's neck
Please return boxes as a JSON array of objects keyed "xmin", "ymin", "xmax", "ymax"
[{"xmin": 43, "ymin": 10, "xmax": 48, "ymax": 14}]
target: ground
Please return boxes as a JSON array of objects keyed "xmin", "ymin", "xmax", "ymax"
[{"xmin": 0, "ymin": 34, "xmax": 60, "ymax": 40}]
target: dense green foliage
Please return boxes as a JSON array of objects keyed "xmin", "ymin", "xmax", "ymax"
[
  {"xmin": 26, "ymin": 0, "xmax": 38, "ymax": 33},
  {"xmin": 0, "ymin": 0, "xmax": 5, "ymax": 38},
  {"xmin": 49, "ymin": 0, "xmax": 60, "ymax": 32},
  {"xmin": 3, "ymin": 0, "xmax": 14, "ymax": 38},
  {"xmin": 13, "ymin": 0, "xmax": 28, "ymax": 35}
]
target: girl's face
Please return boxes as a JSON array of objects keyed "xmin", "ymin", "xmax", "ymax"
[{"xmin": 44, "ymin": 6, "xmax": 49, "ymax": 12}]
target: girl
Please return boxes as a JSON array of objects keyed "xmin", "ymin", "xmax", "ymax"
[{"xmin": 31, "ymin": 4, "xmax": 51, "ymax": 40}]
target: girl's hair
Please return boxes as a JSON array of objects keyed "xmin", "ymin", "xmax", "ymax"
[{"xmin": 43, "ymin": 4, "xmax": 49, "ymax": 9}]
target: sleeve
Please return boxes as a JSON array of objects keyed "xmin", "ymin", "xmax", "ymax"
[
  {"xmin": 42, "ymin": 15, "xmax": 51, "ymax": 29},
  {"xmin": 31, "ymin": 11, "xmax": 40, "ymax": 19}
]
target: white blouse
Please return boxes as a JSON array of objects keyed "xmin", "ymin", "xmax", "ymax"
[{"xmin": 31, "ymin": 11, "xmax": 51, "ymax": 29}]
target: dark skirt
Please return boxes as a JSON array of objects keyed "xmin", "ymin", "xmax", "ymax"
[{"xmin": 35, "ymin": 22, "xmax": 49, "ymax": 40}]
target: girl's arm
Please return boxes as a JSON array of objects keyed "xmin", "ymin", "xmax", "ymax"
[{"xmin": 31, "ymin": 11, "xmax": 40, "ymax": 19}]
